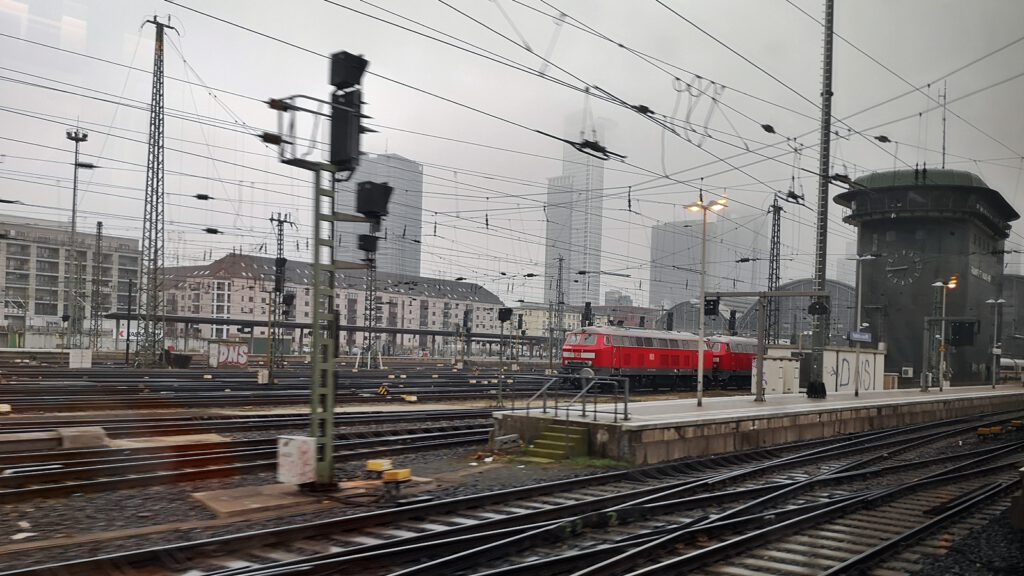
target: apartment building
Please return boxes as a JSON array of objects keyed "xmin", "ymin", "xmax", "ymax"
[
  {"xmin": 0, "ymin": 215, "xmax": 139, "ymax": 347},
  {"xmin": 164, "ymin": 253, "xmax": 506, "ymax": 355}
]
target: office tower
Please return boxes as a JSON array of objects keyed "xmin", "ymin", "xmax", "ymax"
[
  {"xmin": 335, "ymin": 153, "xmax": 423, "ymax": 276},
  {"xmin": 543, "ymin": 144, "xmax": 605, "ymax": 306}
]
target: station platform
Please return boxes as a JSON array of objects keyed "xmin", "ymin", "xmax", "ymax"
[{"xmin": 493, "ymin": 384, "xmax": 1024, "ymax": 465}]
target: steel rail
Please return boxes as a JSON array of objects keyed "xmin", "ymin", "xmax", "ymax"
[
  {"xmin": 0, "ymin": 428, "xmax": 492, "ymax": 503},
  {"xmin": 5, "ymin": 414, "xmax": 1016, "ymax": 576}
]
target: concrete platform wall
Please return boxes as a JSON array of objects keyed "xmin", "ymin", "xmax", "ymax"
[{"xmin": 496, "ymin": 392, "xmax": 1024, "ymax": 465}]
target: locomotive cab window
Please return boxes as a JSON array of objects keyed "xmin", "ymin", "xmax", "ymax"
[{"xmin": 581, "ymin": 334, "xmax": 598, "ymax": 346}]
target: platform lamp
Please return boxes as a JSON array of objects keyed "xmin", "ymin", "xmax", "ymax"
[
  {"xmin": 847, "ymin": 254, "xmax": 876, "ymax": 397},
  {"xmin": 931, "ymin": 276, "xmax": 957, "ymax": 391},
  {"xmin": 986, "ymin": 298, "xmax": 1005, "ymax": 389},
  {"xmin": 685, "ymin": 193, "xmax": 727, "ymax": 407}
]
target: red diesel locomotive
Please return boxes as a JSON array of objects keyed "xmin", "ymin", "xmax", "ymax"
[{"xmin": 561, "ymin": 326, "xmax": 757, "ymax": 389}]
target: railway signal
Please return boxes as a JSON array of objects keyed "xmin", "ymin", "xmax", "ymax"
[
  {"xmin": 329, "ymin": 51, "xmax": 370, "ymax": 172},
  {"xmin": 704, "ymin": 297, "xmax": 720, "ymax": 316}
]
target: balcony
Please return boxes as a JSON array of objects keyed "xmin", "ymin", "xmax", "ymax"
[
  {"xmin": 6, "ymin": 244, "xmax": 31, "ymax": 258},
  {"xmin": 5, "ymin": 272, "xmax": 30, "ymax": 286},
  {"xmin": 117, "ymin": 255, "xmax": 139, "ymax": 268},
  {"xmin": 35, "ymin": 291, "xmax": 58, "ymax": 304},
  {"xmin": 35, "ymin": 246, "xmax": 60, "ymax": 260},
  {"xmin": 36, "ymin": 261, "xmax": 60, "ymax": 274},
  {"xmin": 34, "ymin": 302, "xmax": 58, "ymax": 316}
]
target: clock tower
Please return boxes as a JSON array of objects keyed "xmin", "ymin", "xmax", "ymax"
[{"xmin": 835, "ymin": 169, "xmax": 1019, "ymax": 383}]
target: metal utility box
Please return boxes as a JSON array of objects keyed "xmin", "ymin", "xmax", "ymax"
[
  {"xmin": 752, "ymin": 355, "xmax": 800, "ymax": 395},
  {"xmin": 277, "ymin": 436, "xmax": 316, "ymax": 484}
]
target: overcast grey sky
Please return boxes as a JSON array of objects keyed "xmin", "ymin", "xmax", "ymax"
[{"xmin": 2, "ymin": 0, "xmax": 1023, "ymax": 305}]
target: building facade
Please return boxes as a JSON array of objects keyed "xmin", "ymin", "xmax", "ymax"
[
  {"xmin": 604, "ymin": 289, "xmax": 633, "ymax": 306},
  {"xmin": 543, "ymin": 144, "xmax": 605, "ymax": 307},
  {"xmin": 0, "ymin": 215, "xmax": 139, "ymax": 348},
  {"xmin": 648, "ymin": 213, "xmax": 767, "ymax": 309},
  {"xmin": 164, "ymin": 253, "xmax": 505, "ymax": 356},
  {"xmin": 335, "ymin": 153, "xmax": 424, "ymax": 276}
]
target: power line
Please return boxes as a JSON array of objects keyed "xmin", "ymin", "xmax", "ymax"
[{"xmin": 783, "ymin": 0, "xmax": 1023, "ymax": 159}]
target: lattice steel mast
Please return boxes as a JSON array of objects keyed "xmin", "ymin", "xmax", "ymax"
[
  {"xmin": 90, "ymin": 221, "xmax": 104, "ymax": 351},
  {"xmin": 810, "ymin": 0, "xmax": 835, "ymax": 387},
  {"xmin": 554, "ymin": 255, "xmax": 566, "ymax": 342},
  {"xmin": 766, "ymin": 198, "xmax": 783, "ymax": 343},
  {"xmin": 138, "ymin": 16, "xmax": 174, "ymax": 366},
  {"xmin": 361, "ymin": 248, "xmax": 379, "ymax": 368},
  {"xmin": 269, "ymin": 212, "xmax": 293, "ymax": 378}
]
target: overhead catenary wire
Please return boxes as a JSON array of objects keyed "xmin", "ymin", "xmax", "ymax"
[{"xmin": 4, "ymin": 3, "xmax": 1019, "ymax": 301}]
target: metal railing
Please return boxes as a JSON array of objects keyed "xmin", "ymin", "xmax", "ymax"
[{"xmin": 524, "ymin": 374, "xmax": 630, "ymax": 422}]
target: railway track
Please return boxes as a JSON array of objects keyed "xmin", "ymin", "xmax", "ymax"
[
  {"xmin": 4, "ymin": 413, "xmax": 1019, "ymax": 576},
  {"xmin": 0, "ymin": 368, "xmax": 557, "ymax": 411},
  {"xmin": 0, "ymin": 409, "xmax": 495, "ymax": 438},
  {"xmin": 0, "ymin": 423, "xmax": 492, "ymax": 502}
]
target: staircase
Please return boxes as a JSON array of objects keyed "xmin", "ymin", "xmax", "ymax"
[{"xmin": 523, "ymin": 424, "xmax": 589, "ymax": 461}]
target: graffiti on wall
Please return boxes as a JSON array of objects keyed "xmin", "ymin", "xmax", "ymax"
[{"xmin": 831, "ymin": 354, "xmax": 876, "ymax": 391}]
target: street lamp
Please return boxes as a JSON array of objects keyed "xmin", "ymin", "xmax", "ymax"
[
  {"xmin": 65, "ymin": 128, "xmax": 94, "ymax": 350},
  {"xmin": 986, "ymin": 298, "xmax": 1005, "ymax": 389},
  {"xmin": 847, "ymin": 254, "xmax": 876, "ymax": 396},
  {"xmin": 685, "ymin": 194, "xmax": 727, "ymax": 407},
  {"xmin": 931, "ymin": 276, "xmax": 957, "ymax": 391}
]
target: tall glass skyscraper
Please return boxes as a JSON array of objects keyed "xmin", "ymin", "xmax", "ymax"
[{"xmin": 544, "ymin": 143, "xmax": 605, "ymax": 306}]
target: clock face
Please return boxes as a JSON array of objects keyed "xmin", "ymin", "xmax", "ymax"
[{"xmin": 886, "ymin": 249, "xmax": 923, "ymax": 285}]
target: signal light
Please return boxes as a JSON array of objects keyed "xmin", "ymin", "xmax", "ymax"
[
  {"xmin": 356, "ymin": 181, "xmax": 393, "ymax": 221},
  {"xmin": 330, "ymin": 51, "xmax": 368, "ymax": 90},
  {"xmin": 498, "ymin": 307, "xmax": 513, "ymax": 323},
  {"xmin": 704, "ymin": 297, "xmax": 720, "ymax": 317},
  {"xmin": 358, "ymin": 234, "xmax": 379, "ymax": 253},
  {"xmin": 274, "ymin": 257, "xmax": 287, "ymax": 293},
  {"xmin": 330, "ymin": 89, "xmax": 362, "ymax": 172}
]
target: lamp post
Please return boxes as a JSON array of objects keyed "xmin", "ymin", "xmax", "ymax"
[
  {"xmin": 686, "ymin": 194, "xmax": 727, "ymax": 407},
  {"xmin": 847, "ymin": 254, "xmax": 875, "ymax": 396},
  {"xmin": 65, "ymin": 128, "xmax": 94, "ymax": 349},
  {"xmin": 986, "ymin": 298, "xmax": 1005, "ymax": 389},
  {"xmin": 932, "ymin": 276, "xmax": 957, "ymax": 391}
]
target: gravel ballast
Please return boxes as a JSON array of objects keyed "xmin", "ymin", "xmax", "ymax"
[
  {"xmin": 0, "ymin": 444, "xmax": 605, "ymax": 571},
  {"xmin": 911, "ymin": 506, "xmax": 1024, "ymax": 576}
]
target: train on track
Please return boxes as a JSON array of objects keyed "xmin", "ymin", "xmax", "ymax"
[{"xmin": 561, "ymin": 326, "xmax": 758, "ymax": 389}]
